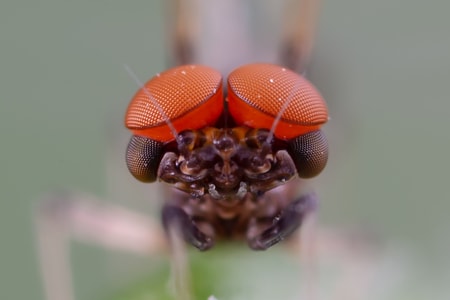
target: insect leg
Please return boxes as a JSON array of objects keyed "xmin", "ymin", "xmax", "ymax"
[
  {"xmin": 34, "ymin": 192, "xmax": 167, "ymax": 300},
  {"xmin": 162, "ymin": 205, "xmax": 214, "ymax": 251},
  {"xmin": 166, "ymin": 0, "xmax": 198, "ymax": 65},
  {"xmin": 280, "ymin": 0, "xmax": 322, "ymax": 73},
  {"xmin": 248, "ymin": 192, "xmax": 317, "ymax": 250}
]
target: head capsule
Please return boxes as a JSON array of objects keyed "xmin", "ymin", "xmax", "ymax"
[{"xmin": 125, "ymin": 63, "xmax": 329, "ymax": 186}]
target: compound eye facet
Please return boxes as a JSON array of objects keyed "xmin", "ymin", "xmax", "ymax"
[
  {"xmin": 227, "ymin": 63, "xmax": 328, "ymax": 140},
  {"xmin": 287, "ymin": 130, "xmax": 328, "ymax": 178},
  {"xmin": 125, "ymin": 65, "xmax": 224, "ymax": 142},
  {"xmin": 126, "ymin": 135, "xmax": 164, "ymax": 182}
]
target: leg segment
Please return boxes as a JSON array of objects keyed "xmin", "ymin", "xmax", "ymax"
[
  {"xmin": 162, "ymin": 205, "xmax": 214, "ymax": 251},
  {"xmin": 35, "ymin": 192, "xmax": 167, "ymax": 300},
  {"xmin": 280, "ymin": 0, "xmax": 322, "ymax": 73},
  {"xmin": 248, "ymin": 192, "xmax": 317, "ymax": 250}
]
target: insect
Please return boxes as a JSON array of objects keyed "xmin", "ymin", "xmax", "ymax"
[
  {"xmin": 35, "ymin": 2, "xmax": 401, "ymax": 300},
  {"xmin": 124, "ymin": 63, "xmax": 328, "ymax": 250}
]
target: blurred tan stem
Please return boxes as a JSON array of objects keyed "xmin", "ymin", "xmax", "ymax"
[{"xmin": 168, "ymin": 224, "xmax": 193, "ymax": 300}]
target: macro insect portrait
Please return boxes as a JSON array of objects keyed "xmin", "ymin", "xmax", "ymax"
[
  {"xmin": 28, "ymin": 0, "xmax": 430, "ymax": 300},
  {"xmin": 124, "ymin": 63, "xmax": 328, "ymax": 251}
]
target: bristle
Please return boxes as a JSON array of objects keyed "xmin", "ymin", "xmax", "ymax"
[{"xmin": 124, "ymin": 64, "xmax": 181, "ymax": 144}]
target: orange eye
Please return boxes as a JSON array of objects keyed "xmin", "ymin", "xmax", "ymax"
[
  {"xmin": 125, "ymin": 65, "xmax": 224, "ymax": 142},
  {"xmin": 227, "ymin": 63, "xmax": 328, "ymax": 140}
]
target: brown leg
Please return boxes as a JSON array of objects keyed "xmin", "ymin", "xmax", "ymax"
[
  {"xmin": 280, "ymin": 0, "xmax": 322, "ymax": 73},
  {"xmin": 166, "ymin": 0, "xmax": 198, "ymax": 65},
  {"xmin": 162, "ymin": 205, "xmax": 214, "ymax": 251},
  {"xmin": 248, "ymin": 192, "xmax": 317, "ymax": 250}
]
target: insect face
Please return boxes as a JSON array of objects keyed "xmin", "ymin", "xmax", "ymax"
[
  {"xmin": 125, "ymin": 63, "xmax": 328, "ymax": 250},
  {"xmin": 157, "ymin": 127, "xmax": 297, "ymax": 200}
]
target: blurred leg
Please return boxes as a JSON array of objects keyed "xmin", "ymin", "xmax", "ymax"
[
  {"xmin": 281, "ymin": 0, "xmax": 322, "ymax": 73},
  {"xmin": 34, "ymin": 192, "xmax": 167, "ymax": 300},
  {"xmin": 168, "ymin": 0, "xmax": 321, "ymax": 74}
]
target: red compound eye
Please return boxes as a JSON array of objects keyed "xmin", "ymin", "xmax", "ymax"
[
  {"xmin": 227, "ymin": 63, "xmax": 328, "ymax": 140},
  {"xmin": 125, "ymin": 65, "xmax": 223, "ymax": 142}
]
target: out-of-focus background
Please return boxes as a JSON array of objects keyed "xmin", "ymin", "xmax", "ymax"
[{"xmin": 1, "ymin": 0, "xmax": 450, "ymax": 299}]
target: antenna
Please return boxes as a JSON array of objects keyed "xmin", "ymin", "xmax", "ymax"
[
  {"xmin": 123, "ymin": 64, "xmax": 181, "ymax": 144},
  {"xmin": 266, "ymin": 75, "xmax": 302, "ymax": 144}
]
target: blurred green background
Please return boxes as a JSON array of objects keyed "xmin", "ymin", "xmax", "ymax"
[{"xmin": 1, "ymin": 0, "xmax": 450, "ymax": 299}]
